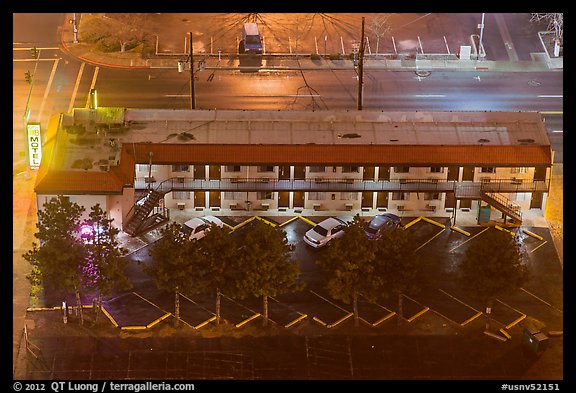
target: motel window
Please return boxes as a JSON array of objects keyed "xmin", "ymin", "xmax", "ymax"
[
  {"xmin": 308, "ymin": 192, "xmax": 326, "ymax": 200},
  {"xmin": 513, "ymin": 192, "xmax": 530, "ymax": 202},
  {"xmin": 510, "ymin": 167, "xmax": 530, "ymax": 174},
  {"xmin": 429, "ymin": 167, "xmax": 444, "ymax": 173},
  {"xmin": 342, "ymin": 166, "xmax": 360, "ymax": 173},
  {"xmin": 257, "ymin": 191, "xmax": 274, "ymax": 200},
  {"xmin": 480, "ymin": 167, "xmax": 496, "ymax": 173},
  {"xmin": 172, "ymin": 191, "xmax": 190, "ymax": 200},
  {"xmin": 172, "ymin": 165, "xmax": 190, "ymax": 172},
  {"xmin": 224, "ymin": 192, "xmax": 245, "ymax": 200},
  {"xmin": 309, "ymin": 166, "xmax": 325, "ymax": 173},
  {"xmin": 225, "ymin": 166, "xmax": 242, "ymax": 172},
  {"xmin": 391, "ymin": 192, "xmax": 409, "ymax": 201},
  {"xmin": 424, "ymin": 192, "xmax": 440, "ymax": 200},
  {"xmin": 394, "ymin": 166, "xmax": 410, "ymax": 173},
  {"xmin": 257, "ymin": 166, "xmax": 275, "ymax": 172},
  {"xmin": 340, "ymin": 192, "xmax": 359, "ymax": 200}
]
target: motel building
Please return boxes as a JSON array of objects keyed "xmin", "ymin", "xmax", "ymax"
[{"xmin": 33, "ymin": 108, "xmax": 553, "ymax": 236}]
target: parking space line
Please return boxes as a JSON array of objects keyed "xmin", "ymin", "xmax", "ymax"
[
  {"xmin": 100, "ymin": 306, "xmax": 119, "ymax": 328},
  {"xmin": 520, "ymin": 288, "xmax": 563, "ymax": 313},
  {"xmin": 298, "ymin": 216, "xmax": 318, "ymax": 227},
  {"xmin": 530, "ymin": 240, "xmax": 548, "ymax": 253},
  {"xmin": 177, "ymin": 292, "xmax": 217, "ymax": 329},
  {"xmin": 278, "ymin": 216, "xmax": 301, "ymax": 227},
  {"xmin": 254, "ymin": 216, "xmax": 278, "ymax": 227},
  {"xmin": 448, "ymin": 227, "xmax": 490, "ymax": 252},
  {"xmin": 268, "ymin": 296, "xmax": 308, "ymax": 327},
  {"xmin": 230, "ymin": 216, "xmax": 257, "ymax": 231},
  {"xmin": 219, "ymin": 293, "xmax": 262, "ymax": 328},
  {"xmin": 309, "ymin": 290, "xmax": 350, "ymax": 313},
  {"xmin": 401, "ymin": 294, "xmax": 429, "ymax": 322},
  {"xmin": 402, "ymin": 217, "xmax": 422, "ymax": 229},
  {"xmin": 415, "ymin": 227, "xmax": 445, "ymax": 252},
  {"xmin": 438, "ymin": 289, "xmax": 483, "ymax": 326},
  {"xmin": 495, "ymin": 298, "xmax": 527, "ymax": 329}
]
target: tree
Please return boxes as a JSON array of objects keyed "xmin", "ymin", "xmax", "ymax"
[
  {"xmin": 317, "ymin": 215, "xmax": 381, "ymax": 327},
  {"xmin": 82, "ymin": 204, "xmax": 131, "ymax": 323},
  {"xmin": 374, "ymin": 228, "xmax": 421, "ymax": 326},
  {"xmin": 144, "ymin": 222, "xmax": 198, "ymax": 327},
  {"xmin": 367, "ymin": 14, "xmax": 392, "ymax": 54},
  {"xmin": 23, "ymin": 196, "xmax": 88, "ymax": 324},
  {"xmin": 79, "ymin": 13, "xmax": 151, "ymax": 53},
  {"xmin": 235, "ymin": 221, "xmax": 303, "ymax": 327},
  {"xmin": 458, "ymin": 227, "xmax": 529, "ymax": 331},
  {"xmin": 193, "ymin": 224, "xmax": 238, "ymax": 326},
  {"xmin": 531, "ymin": 13, "xmax": 563, "ymax": 43}
]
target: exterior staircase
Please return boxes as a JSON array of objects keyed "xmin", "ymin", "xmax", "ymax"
[
  {"xmin": 481, "ymin": 192, "xmax": 522, "ymax": 224},
  {"xmin": 124, "ymin": 190, "xmax": 164, "ymax": 236}
]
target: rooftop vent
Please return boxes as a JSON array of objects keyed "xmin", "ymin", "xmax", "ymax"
[
  {"xmin": 337, "ymin": 133, "xmax": 361, "ymax": 139},
  {"xmin": 517, "ymin": 138, "xmax": 535, "ymax": 144}
]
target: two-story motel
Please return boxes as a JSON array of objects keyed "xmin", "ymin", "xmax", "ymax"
[{"xmin": 33, "ymin": 108, "xmax": 553, "ymax": 236}]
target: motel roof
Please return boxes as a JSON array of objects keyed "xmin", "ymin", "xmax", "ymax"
[{"xmin": 34, "ymin": 108, "xmax": 553, "ymax": 194}]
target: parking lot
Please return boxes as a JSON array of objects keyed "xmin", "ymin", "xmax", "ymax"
[
  {"xmin": 21, "ymin": 210, "xmax": 563, "ymax": 380},
  {"xmin": 31, "ymin": 212, "xmax": 562, "ymax": 337}
]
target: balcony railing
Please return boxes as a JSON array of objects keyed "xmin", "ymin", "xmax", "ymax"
[{"xmin": 133, "ymin": 177, "xmax": 550, "ymax": 194}]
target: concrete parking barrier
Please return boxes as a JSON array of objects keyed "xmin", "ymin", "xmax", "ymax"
[
  {"xmin": 285, "ymin": 314, "xmax": 308, "ymax": 328},
  {"xmin": 500, "ymin": 328, "xmax": 512, "ymax": 340},
  {"xmin": 195, "ymin": 316, "xmax": 217, "ymax": 329},
  {"xmin": 495, "ymin": 225, "xmax": 516, "ymax": 237},
  {"xmin": 402, "ymin": 217, "xmax": 422, "ymax": 229},
  {"xmin": 421, "ymin": 216, "xmax": 446, "ymax": 228},
  {"xmin": 450, "ymin": 226, "xmax": 471, "ymax": 236},
  {"xmin": 484, "ymin": 330, "xmax": 508, "ymax": 342},
  {"xmin": 327, "ymin": 312, "xmax": 353, "ymax": 328},
  {"xmin": 523, "ymin": 229, "xmax": 544, "ymax": 241},
  {"xmin": 235, "ymin": 313, "xmax": 262, "ymax": 328}
]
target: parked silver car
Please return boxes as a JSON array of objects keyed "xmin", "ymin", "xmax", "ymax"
[
  {"xmin": 303, "ymin": 217, "xmax": 347, "ymax": 248},
  {"xmin": 183, "ymin": 215, "xmax": 224, "ymax": 241}
]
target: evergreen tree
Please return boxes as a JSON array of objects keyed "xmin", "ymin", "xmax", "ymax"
[{"xmin": 23, "ymin": 196, "xmax": 87, "ymax": 324}]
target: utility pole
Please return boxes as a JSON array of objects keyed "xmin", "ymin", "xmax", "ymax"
[
  {"xmin": 357, "ymin": 17, "xmax": 365, "ymax": 111},
  {"xmin": 189, "ymin": 32, "xmax": 196, "ymax": 110},
  {"xmin": 72, "ymin": 13, "xmax": 78, "ymax": 43}
]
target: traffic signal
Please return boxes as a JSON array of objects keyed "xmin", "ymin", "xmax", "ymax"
[
  {"xmin": 30, "ymin": 47, "xmax": 38, "ymax": 59},
  {"xmin": 25, "ymin": 71, "xmax": 32, "ymax": 84}
]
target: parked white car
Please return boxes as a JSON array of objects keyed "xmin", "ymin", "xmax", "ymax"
[
  {"xmin": 183, "ymin": 215, "xmax": 224, "ymax": 241},
  {"xmin": 303, "ymin": 217, "xmax": 347, "ymax": 248}
]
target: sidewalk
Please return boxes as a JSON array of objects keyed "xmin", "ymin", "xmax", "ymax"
[{"xmin": 58, "ymin": 16, "xmax": 562, "ymax": 73}]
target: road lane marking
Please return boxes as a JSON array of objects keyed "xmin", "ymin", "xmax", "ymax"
[
  {"xmin": 538, "ymin": 95, "xmax": 563, "ymax": 98},
  {"xmin": 69, "ymin": 62, "xmax": 85, "ymax": 113},
  {"xmin": 37, "ymin": 58, "xmax": 59, "ymax": 123},
  {"xmin": 85, "ymin": 66, "xmax": 99, "ymax": 108},
  {"xmin": 414, "ymin": 94, "xmax": 446, "ymax": 98}
]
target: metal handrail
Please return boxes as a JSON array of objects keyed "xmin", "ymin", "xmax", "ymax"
[{"xmin": 133, "ymin": 177, "xmax": 550, "ymax": 194}]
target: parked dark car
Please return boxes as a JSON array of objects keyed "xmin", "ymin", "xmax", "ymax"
[{"xmin": 364, "ymin": 213, "xmax": 401, "ymax": 240}]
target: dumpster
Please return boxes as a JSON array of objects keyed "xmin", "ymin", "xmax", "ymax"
[{"xmin": 523, "ymin": 326, "xmax": 549, "ymax": 354}]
